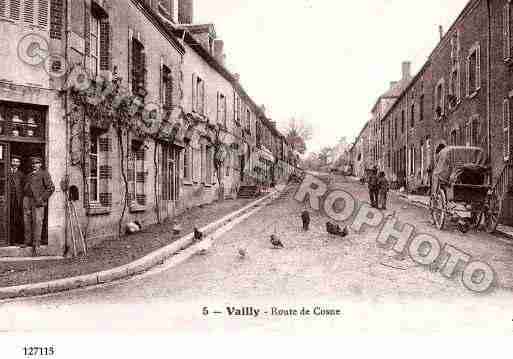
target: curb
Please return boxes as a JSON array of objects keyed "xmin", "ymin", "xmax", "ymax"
[{"xmin": 0, "ymin": 186, "xmax": 284, "ymax": 300}]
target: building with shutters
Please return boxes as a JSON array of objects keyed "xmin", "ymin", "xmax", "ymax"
[
  {"xmin": 0, "ymin": 0, "xmax": 297, "ymax": 257},
  {"xmin": 352, "ymin": 0, "xmax": 513, "ymax": 224}
]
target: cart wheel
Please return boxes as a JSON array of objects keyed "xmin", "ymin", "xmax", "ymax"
[
  {"xmin": 430, "ymin": 188, "xmax": 447, "ymax": 230},
  {"xmin": 484, "ymin": 192, "xmax": 503, "ymax": 233}
]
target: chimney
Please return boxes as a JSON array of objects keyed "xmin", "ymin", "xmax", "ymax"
[
  {"xmin": 213, "ymin": 39, "xmax": 224, "ymax": 64},
  {"xmin": 439, "ymin": 25, "xmax": 444, "ymax": 40},
  {"xmin": 179, "ymin": 0, "xmax": 194, "ymax": 24},
  {"xmin": 390, "ymin": 81, "xmax": 398, "ymax": 89},
  {"xmin": 401, "ymin": 61, "xmax": 411, "ymax": 80},
  {"xmin": 260, "ymin": 104, "xmax": 266, "ymax": 115},
  {"xmin": 233, "ymin": 73, "xmax": 240, "ymax": 82}
]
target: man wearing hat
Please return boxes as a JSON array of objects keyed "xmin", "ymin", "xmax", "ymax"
[
  {"xmin": 9, "ymin": 155, "xmax": 25, "ymax": 245},
  {"xmin": 23, "ymin": 156, "xmax": 55, "ymax": 256}
]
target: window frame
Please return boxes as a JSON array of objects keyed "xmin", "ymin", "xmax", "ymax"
[
  {"xmin": 504, "ymin": 1, "xmax": 512, "ymax": 62},
  {"xmin": 504, "ymin": 98, "xmax": 511, "ymax": 161},
  {"xmin": 435, "ymin": 78, "xmax": 445, "ymax": 118},
  {"xmin": 467, "ymin": 43, "xmax": 481, "ymax": 98},
  {"xmin": 161, "ymin": 64, "xmax": 173, "ymax": 109},
  {"xmin": 129, "ymin": 139, "xmax": 147, "ymax": 208},
  {"xmin": 90, "ymin": 11, "xmax": 101, "ymax": 76},
  {"xmin": 89, "ymin": 131, "xmax": 100, "ymax": 204}
]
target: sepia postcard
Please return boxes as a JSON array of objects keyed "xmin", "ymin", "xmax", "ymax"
[{"xmin": 1, "ymin": 0, "xmax": 513, "ymax": 357}]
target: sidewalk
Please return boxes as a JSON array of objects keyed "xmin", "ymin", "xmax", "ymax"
[
  {"xmin": 0, "ymin": 186, "xmax": 284, "ymax": 298},
  {"xmin": 392, "ymin": 190, "xmax": 513, "ymax": 240}
]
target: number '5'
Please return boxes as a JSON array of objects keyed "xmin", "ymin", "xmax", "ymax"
[{"xmin": 202, "ymin": 307, "xmax": 209, "ymax": 316}]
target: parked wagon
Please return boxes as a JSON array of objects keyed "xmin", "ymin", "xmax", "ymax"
[{"xmin": 429, "ymin": 146, "xmax": 502, "ymax": 233}]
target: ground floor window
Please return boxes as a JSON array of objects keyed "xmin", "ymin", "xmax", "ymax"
[
  {"xmin": 129, "ymin": 140, "xmax": 146, "ymax": 206},
  {"xmin": 162, "ymin": 145, "xmax": 180, "ymax": 201}
]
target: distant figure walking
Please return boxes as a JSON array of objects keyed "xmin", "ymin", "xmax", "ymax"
[
  {"xmin": 377, "ymin": 171, "xmax": 389, "ymax": 210},
  {"xmin": 301, "ymin": 210, "xmax": 310, "ymax": 231},
  {"xmin": 368, "ymin": 166, "xmax": 379, "ymax": 208}
]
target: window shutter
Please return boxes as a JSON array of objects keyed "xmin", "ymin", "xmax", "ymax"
[
  {"xmin": 166, "ymin": 69, "xmax": 173, "ymax": 108},
  {"xmin": 99, "ymin": 165, "xmax": 112, "ymax": 180},
  {"xmin": 84, "ymin": 3, "xmax": 91, "ymax": 55},
  {"xmin": 37, "ymin": 0, "xmax": 48, "ymax": 27},
  {"xmin": 450, "ymin": 36, "xmax": 454, "ymax": 62},
  {"xmin": 202, "ymin": 81, "xmax": 206, "ymax": 116},
  {"xmin": 222, "ymin": 97, "xmax": 228, "ymax": 127},
  {"xmin": 128, "ymin": 29, "xmax": 133, "ymax": 91},
  {"xmin": 50, "ymin": 0, "xmax": 63, "ymax": 39},
  {"xmin": 23, "ymin": 0, "xmax": 34, "ymax": 24},
  {"xmin": 505, "ymin": 4, "xmax": 511, "ymax": 60},
  {"xmin": 192, "ymin": 73, "xmax": 197, "ymax": 112},
  {"xmin": 216, "ymin": 92, "xmax": 220, "ymax": 123},
  {"xmin": 99, "ymin": 137, "xmax": 112, "ymax": 152},
  {"xmin": 504, "ymin": 99, "xmax": 511, "ymax": 160},
  {"xmin": 99, "ymin": 18, "xmax": 111, "ymax": 71},
  {"xmin": 10, "ymin": 0, "xmax": 20, "ymax": 20},
  {"xmin": 0, "ymin": 0, "xmax": 5, "ymax": 18},
  {"xmin": 476, "ymin": 47, "xmax": 481, "ymax": 89},
  {"xmin": 457, "ymin": 65, "xmax": 461, "ymax": 100},
  {"xmin": 466, "ymin": 55, "xmax": 470, "ymax": 97},
  {"xmin": 141, "ymin": 50, "xmax": 147, "ymax": 88},
  {"xmin": 99, "ymin": 136, "xmax": 112, "ymax": 207},
  {"xmin": 159, "ymin": 60, "xmax": 163, "ymax": 105},
  {"xmin": 233, "ymin": 90, "xmax": 236, "ymax": 124}
]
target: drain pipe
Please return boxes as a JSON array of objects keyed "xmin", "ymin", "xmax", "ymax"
[
  {"xmin": 63, "ymin": 0, "xmax": 70, "ymax": 256},
  {"xmin": 486, "ymin": 0, "xmax": 492, "ymax": 174}
]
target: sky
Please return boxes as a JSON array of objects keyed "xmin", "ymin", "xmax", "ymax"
[{"xmin": 194, "ymin": 0, "xmax": 469, "ymax": 153}]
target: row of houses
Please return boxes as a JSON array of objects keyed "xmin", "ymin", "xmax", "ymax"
[
  {"xmin": 349, "ymin": 0, "xmax": 513, "ymax": 225},
  {"xmin": 0, "ymin": 0, "xmax": 299, "ymax": 257}
]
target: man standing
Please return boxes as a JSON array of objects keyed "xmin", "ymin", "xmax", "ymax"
[
  {"xmin": 9, "ymin": 156, "xmax": 25, "ymax": 246},
  {"xmin": 23, "ymin": 156, "xmax": 55, "ymax": 256},
  {"xmin": 368, "ymin": 166, "xmax": 379, "ymax": 208}
]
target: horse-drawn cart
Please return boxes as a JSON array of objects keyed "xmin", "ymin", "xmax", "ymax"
[{"xmin": 429, "ymin": 146, "xmax": 502, "ymax": 233}]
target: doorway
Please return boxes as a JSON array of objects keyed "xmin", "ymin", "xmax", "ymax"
[
  {"xmin": 239, "ymin": 155, "xmax": 245, "ymax": 182},
  {"xmin": 0, "ymin": 141, "xmax": 47, "ymax": 247}
]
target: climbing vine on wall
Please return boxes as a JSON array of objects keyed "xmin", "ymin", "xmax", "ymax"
[{"xmin": 63, "ymin": 64, "xmax": 189, "ymax": 236}]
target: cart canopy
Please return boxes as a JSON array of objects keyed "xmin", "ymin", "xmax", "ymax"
[{"xmin": 432, "ymin": 146, "xmax": 487, "ymax": 191}]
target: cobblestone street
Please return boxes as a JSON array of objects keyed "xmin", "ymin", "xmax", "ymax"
[{"xmin": 2, "ymin": 177, "xmax": 513, "ymax": 334}]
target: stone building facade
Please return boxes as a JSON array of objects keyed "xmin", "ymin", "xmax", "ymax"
[{"xmin": 0, "ymin": 0, "xmax": 296, "ymax": 257}]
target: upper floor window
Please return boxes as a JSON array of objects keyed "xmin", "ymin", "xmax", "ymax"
[
  {"xmin": 435, "ymin": 79, "xmax": 445, "ymax": 118},
  {"xmin": 246, "ymin": 108, "xmax": 251, "ymax": 132},
  {"xmin": 192, "ymin": 74, "xmax": 205, "ymax": 114},
  {"xmin": 450, "ymin": 30, "xmax": 460, "ymax": 66},
  {"xmin": 419, "ymin": 94, "xmax": 425, "ymax": 122},
  {"xmin": 162, "ymin": 65, "xmax": 173, "ymax": 109},
  {"xmin": 0, "ymin": 0, "xmax": 49, "ymax": 28},
  {"xmin": 467, "ymin": 44, "xmax": 481, "ymax": 97},
  {"xmin": 401, "ymin": 110, "xmax": 405, "ymax": 133},
  {"xmin": 449, "ymin": 66, "xmax": 460, "ymax": 108},
  {"xmin": 89, "ymin": 12, "xmax": 100, "ymax": 76},
  {"xmin": 410, "ymin": 104, "xmax": 415, "ymax": 128},
  {"xmin": 450, "ymin": 129, "xmax": 458, "ymax": 146},
  {"xmin": 504, "ymin": 1, "xmax": 512, "ymax": 61},
  {"xmin": 131, "ymin": 37, "xmax": 146, "ymax": 95},
  {"xmin": 217, "ymin": 92, "xmax": 227, "ymax": 127},
  {"xmin": 233, "ymin": 93, "xmax": 241, "ymax": 125}
]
